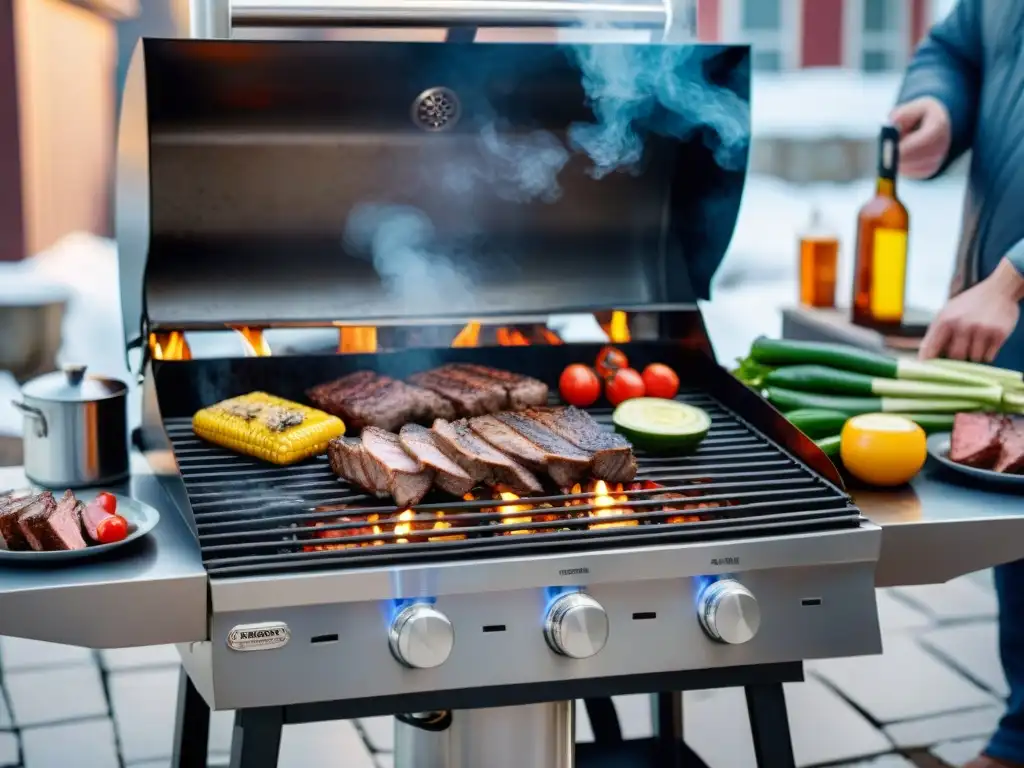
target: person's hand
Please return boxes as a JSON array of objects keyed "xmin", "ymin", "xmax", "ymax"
[
  {"xmin": 889, "ymin": 97, "xmax": 953, "ymax": 179},
  {"xmin": 920, "ymin": 260, "xmax": 1024, "ymax": 362}
]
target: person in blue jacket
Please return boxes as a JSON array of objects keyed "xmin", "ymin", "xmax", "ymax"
[{"xmin": 892, "ymin": 2, "xmax": 1024, "ymax": 766}]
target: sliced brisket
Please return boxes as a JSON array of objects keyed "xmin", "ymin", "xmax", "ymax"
[
  {"xmin": 0, "ymin": 492, "xmax": 45, "ymax": 551},
  {"xmin": 431, "ymin": 419, "xmax": 542, "ymax": 494},
  {"xmin": 491, "ymin": 411, "xmax": 593, "ymax": 486},
  {"xmin": 994, "ymin": 417, "xmax": 1024, "ymax": 474},
  {"xmin": 525, "ymin": 407, "xmax": 638, "ymax": 483},
  {"xmin": 435, "ymin": 364, "xmax": 549, "ymax": 410},
  {"xmin": 327, "ymin": 428, "xmax": 434, "ymax": 507},
  {"xmin": 19, "ymin": 489, "xmax": 87, "ymax": 551},
  {"xmin": 399, "ymin": 424, "xmax": 475, "ymax": 497},
  {"xmin": 469, "ymin": 413, "xmax": 589, "ymax": 486},
  {"xmin": 308, "ymin": 372, "xmax": 455, "ymax": 432},
  {"xmin": 949, "ymin": 412, "xmax": 1005, "ymax": 468},
  {"xmin": 410, "ymin": 370, "xmax": 507, "ymax": 417}
]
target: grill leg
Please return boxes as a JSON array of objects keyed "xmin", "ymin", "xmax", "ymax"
[
  {"xmin": 229, "ymin": 708, "xmax": 284, "ymax": 768},
  {"xmin": 172, "ymin": 668, "xmax": 210, "ymax": 768},
  {"xmin": 745, "ymin": 683, "xmax": 796, "ymax": 768}
]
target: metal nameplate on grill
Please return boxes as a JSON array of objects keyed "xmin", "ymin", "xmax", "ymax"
[{"xmin": 226, "ymin": 622, "xmax": 291, "ymax": 652}]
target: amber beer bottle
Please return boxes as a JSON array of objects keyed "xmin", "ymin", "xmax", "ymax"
[
  {"xmin": 798, "ymin": 207, "xmax": 839, "ymax": 308},
  {"xmin": 852, "ymin": 125, "xmax": 910, "ymax": 328}
]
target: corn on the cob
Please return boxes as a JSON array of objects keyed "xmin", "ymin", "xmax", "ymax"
[{"xmin": 192, "ymin": 392, "xmax": 345, "ymax": 465}]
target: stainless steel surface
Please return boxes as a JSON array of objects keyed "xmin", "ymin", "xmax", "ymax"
[
  {"xmin": 0, "ymin": 454, "xmax": 208, "ymax": 648},
  {"xmin": 543, "ymin": 592, "xmax": 609, "ymax": 659},
  {"xmin": 697, "ymin": 578, "xmax": 760, "ymax": 645},
  {"xmin": 927, "ymin": 431, "xmax": 1024, "ymax": 488},
  {"xmin": 117, "ymin": 38, "xmax": 749, "ymax": 336},
  {"xmin": 393, "ymin": 701, "xmax": 574, "ymax": 768},
  {"xmin": 389, "ymin": 603, "xmax": 456, "ymax": 669},
  {"xmin": 0, "ymin": 298, "xmax": 66, "ymax": 382},
  {"xmin": 16, "ymin": 364, "xmax": 130, "ymax": 489}
]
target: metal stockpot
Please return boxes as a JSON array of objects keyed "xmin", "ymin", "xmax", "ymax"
[{"xmin": 13, "ymin": 363, "xmax": 129, "ymax": 489}]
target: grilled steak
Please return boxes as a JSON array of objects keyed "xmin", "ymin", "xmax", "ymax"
[
  {"xmin": 0, "ymin": 492, "xmax": 45, "ymax": 551},
  {"xmin": 949, "ymin": 412, "xmax": 1005, "ymax": 468},
  {"xmin": 469, "ymin": 413, "xmax": 589, "ymax": 486},
  {"xmin": 994, "ymin": 417, "xmax": 1024, "ymax": 474},
  {"xmin": 410, "ymin": 370, "xmax": 507, "ymax": 417},
  {"xmin": 491, "ymin": 411, "xmax": 593, "ymax": 486},
  {"xmin": 399, "ymin": 424, "xmax": 475, "ymax": 497},
  {"xmin": 328, "ymin": 428, "xmax": 434, "ymax": 507},
  {"xmin": 308, "ymin": 372, "xmax": 455, "ymax": 432},
  {"xmin": 431, "ymin": 419, "xmax": 542, "ymax": 494},
  {"xmin": 434, "ymin": 364, "xmax": 549, "ymax": 410},
  {"xmin": 19, "ymin": 489, "xmax": 87, "ymax": 551},
  {"xmin": 525, "ymin": 407, "xmax": 638, "ymax": 483}
]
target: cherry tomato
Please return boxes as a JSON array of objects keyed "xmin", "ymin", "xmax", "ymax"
[
  {"xmin": 642, "ymin": 363, "xmax": 680, "ymax": 399},
  {"xmin": 595, "ymin": 346, "xmax": 629, "ymax": 380},
  {"xmin": 96, "ymin": 492, "xmax": 117, "ymax": 515},
  {"xmin": 559, "ymin": 364, "xmax": 602, "ymax": 407},
  {"xmin": 95, "ymin": 514, "xmax": 128, "ymax": 545},
  {"xmin": 605, "ymin": 368, "xmax": 645, "ymax": 406}
]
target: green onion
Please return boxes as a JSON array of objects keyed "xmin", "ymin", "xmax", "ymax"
[
  {"xmin": 763, "ymin": 387, "xmax": 987, "ymax": 416},
  {"xmin": 929, "ymin": 359, "xmax": 1024, "ymax": 391}
]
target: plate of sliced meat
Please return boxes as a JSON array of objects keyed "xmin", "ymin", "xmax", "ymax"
[
  {"xmin": 927, "ymin": 412, "xmax": 1024, "ymax": 487},
  {"xmin": 0, "ymin": 488, "xmax": 160, "ymax": 561}
]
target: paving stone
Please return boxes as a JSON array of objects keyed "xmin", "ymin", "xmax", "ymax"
[
  {"xmin": 808, "ymin": 636, "xmax": 996, "ymax": 723},
  {"xmin": 0, "ymin": 732, "xmax": 17, "ymax": 767},
  {"xmin": 576, "ymin": 700, "xmax": 594, "ymax": 743},
  {"xmin": 892, "ymin": 577, "xmax": 998, "ymax": 623},
  {"xmin": 0, "ymin": 636, "xmax": 94, "ymax": 671},
  {"xmin": 930, "ymin": 736, "xmax": 988, "ymax": 766},
  {"xmin": 278, "ymin": 720, "xmax": 376, "ymax": 768},
  {"xmin": 5, "ymin": 664, "xmax": 108, "ymax": 727},
  {"xmin": 20, "ymin": 718, "xmax": 119, "ymax": 768},
  {"xmin": 684, "ymin": 677, "xmax": 892, "ymax": 768},
  {"xmin": 109, "ymin": 668, "xmax": 179, "ymax": 762},
  {"xmin": 99, "ymin": 645, "xmax": 180, "ymax": 672},
  {"xmin": 884, "ymin": 706, "xmax": 1002, "ymax": 749},
  {"xmin": 613, "ymin": 694, "xmax": 654, "ymax": 741},
  {"xmin": 920, "ymin": 622, "xmax": 1010, "ymax": 697},
  {"xmin": 359, "ymin": 716, "xmax": 394, "ymax": 752},
  {"xmin": 876, "ymin": 589, "xmax": 932, "ymax": 633}
]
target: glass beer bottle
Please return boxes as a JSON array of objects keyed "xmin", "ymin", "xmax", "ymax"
[
  {"xmin": 798, "ymin": 207, "xmax": 839, "ymax": 308},
  {"xmin": 851, "ymin": 125, "xmax": 910, "ymax": 328}
]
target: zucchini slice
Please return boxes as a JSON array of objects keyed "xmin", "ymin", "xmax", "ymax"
[{"xmin": 612, "ymin": 398, "xmax": 711, "ymax": 454}]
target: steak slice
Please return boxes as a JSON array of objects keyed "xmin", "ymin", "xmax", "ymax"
[
  {"xmin": 328, "ymin": 428, "xmax": 434, "ymax": 507},
  {"xmin": 525, "ymin": 407, "xmax": 638, "ymax": 483},
  {"xmin": 431, "ymin": 419, "xmax": 542, "ymax": 494},
  {"xmin": 994, "ymin": 417, "xmax": 1024, "ymax": 474},
  {"xmin": 410, "ymin": 370, "xmax": 507, "ymax": 417},
  {"xmin": 19, "ymin": 489, "xmax": 87, "ymax": 551},
  {"xmin": 435, "ymin": 364, "xmax": 549, "ymax": 410},
  {"xmin": 309, "ymin": 372, "xmax": 456, "ymax": 432},
  {"xmin": 491, "ymin": 411, "xmax": 593, "ymax": 486},
  {"xmin": 949, "ymin": 412, "xmax": 1005, "ymax": 468},
  {"xmin": 469, "ymin": 414, "xmax": 589, "ymax": 486},
  {"xmin": 0, "ymin": 492, "xmax": 45, "ymax": 551},
  {"xmin": 399, "ymin": 424, "xmax": 475, "ymax": 497}
]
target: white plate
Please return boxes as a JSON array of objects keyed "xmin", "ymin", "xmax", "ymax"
[
  {"xmin": 0, "ymin": 490, "xmax": 160, "ymax": 562},
  {"xmin": 927, "ymin": 432, "xmax": 1024, "ymax": 489}
]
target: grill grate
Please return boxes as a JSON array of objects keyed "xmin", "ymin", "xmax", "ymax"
[{"xmin": 164, "ymin": 390, "xmax": 861, "ymax": 578}]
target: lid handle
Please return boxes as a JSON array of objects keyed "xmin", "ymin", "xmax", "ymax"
[{"xmin": 62, "ymin": 363, "xmax": 88, "ymax": 387}]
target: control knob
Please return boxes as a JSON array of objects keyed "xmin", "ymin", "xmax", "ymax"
[
  {"xmin": 697, "ymin": 579, "xmax": 761, "ymax": 645},
  {"xmin": 544, "ymin": 592, "xmax": 609, "ymax": 659},
  {"xmin": 388, "ymin": 603, "xmax": 454, "ymax": 669}
]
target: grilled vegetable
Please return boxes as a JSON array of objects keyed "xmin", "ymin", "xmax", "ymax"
[
  {"xmin": 641, "ymin": 364, "xmax": 680, "ymax": 399},
  {"xmin": 840, "ymin": 414, "xmax": 927, "ymax": 487},
  {"xmin": 559, "ymin": 364, "xmax": 601, "ymax": 407},
  {"xmin": 750, "ymin": 337, "xmax": 993, "ymax": 387},
  {"xmin": 814, "ymin": 435, "xmax": 841, "ymax": 458},
  {"xmin": 612, "ymin": 398, "xmax": 710, "ymax": 453},
  {"xmin": 764, "ymin": 365, "xmax": 1003, "ymax": 406},
  {"xmin": 764, "ymin": 387, "xmax": 984, "ymax": 416},
  {"xmin": 786, "ymin": 408, "xmax": 956, "ymax": 438},
  {"xmin": 193, "ymin": 392, "xmax": 345, "ymax": 465},
  {"xmin": 595, "ymin": 346, "xmax": 629, "ymax": 380},
  {"xmin": 95, "ymin": 492, "xmax": 117, "ymax": 515},
  {"xmin": 606, "ymin": 368, "xmax": 646, "ymax": 406}
]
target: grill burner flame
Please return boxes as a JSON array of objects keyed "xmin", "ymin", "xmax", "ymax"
[
  {"xmin": 150, "ymin": 331, "xmax": 191, "ymax": 361},
  {"xmin": 233, "ymin": 327, "xmax": 272, "ymax": 357},
  {"xmin": 337, "ymin": 326, "xmax": 378, "ymax": 354}
]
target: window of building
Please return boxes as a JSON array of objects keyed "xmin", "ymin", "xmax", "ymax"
[
  {"xmin": 846, "ymin": 0, "xmax": 909, "ymax": 72},
  {"xmin": 727, "ymin": 0, "xmax": 794, "ymax": 71}
]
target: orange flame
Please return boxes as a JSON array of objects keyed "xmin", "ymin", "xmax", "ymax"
[
  {"xmin": 338, "ymin": 326, "xmax": 378, "ymax": 354},
  {"xmin": 497, "ymin": 491, "xmax": 535, "ymax": 534},
  {"xmin": 452, "ymin": 321, "xmax": 482, "ymax": 348},
  {"xmin": 588, "ymin": 480, "xmax": 637, "ymax": 529},
  {"xmin": 149, "ymin": 331, "xmax": 192, "ymax": 361},
  {"xmin": 496, "ymin": 328, "xmax": 531, "ymax": 347},
  {"xmin": 232, "ymin": 327, "xmax": 272, "ymax": 357},
  {"xmin": 539, "ymin": 328, "xmax": 565, "ymax": 345}
]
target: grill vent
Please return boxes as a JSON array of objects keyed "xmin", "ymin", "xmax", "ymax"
[{"xmin": 412, "ymin": 87, "xmax": 461, "ymax": 131}]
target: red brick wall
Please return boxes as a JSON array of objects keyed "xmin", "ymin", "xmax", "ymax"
[
  {"xmin": 697, "ymin": 0, "xmax": 720, "ymax": 41},
  {"xmin": 801, "ymin": 0, "xmax": 844, "ymax": 67}
]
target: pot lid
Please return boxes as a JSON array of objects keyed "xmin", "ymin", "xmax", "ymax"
[{"xmin": 22, "ymin": 364, "xmax": 128, "ymax": 402}]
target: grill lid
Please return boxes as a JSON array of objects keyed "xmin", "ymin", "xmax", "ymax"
[{"xmin": 116, "ymin": 38, "xmax": 750, "ymax": 346}]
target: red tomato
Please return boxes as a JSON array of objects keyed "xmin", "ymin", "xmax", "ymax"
[
  {"xmin": 605, "ymin": 368, "xmax": 645, "ymax": 406},
  {"xmin": 642, "ymin": 363, "xmax": 680, "ymax": 399},
  {"xmin": 595, "ymin": 346, "xmax": 629, "ymax": 380},
  {"xmin": 559, "ymin": 364, "xmax": 601, "ymax": 407},
  {"xmin": 95, "ymin": 514, "xmax": 128, "ymax": 545},
  {"xmin": 96, "ymin": 492, "xmax": 117, "ymax": 515}
]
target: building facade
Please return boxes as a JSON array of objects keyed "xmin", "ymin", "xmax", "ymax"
[{"xmin": 697, "ymin": 0, "xmax": 937, "ymax": 72}]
